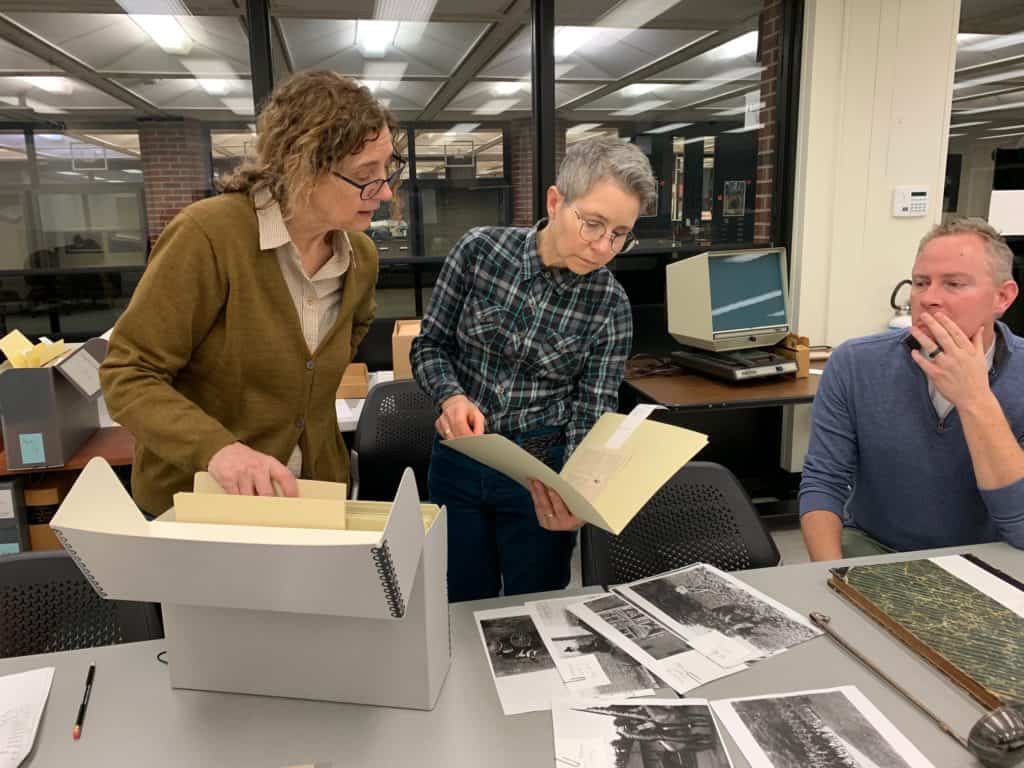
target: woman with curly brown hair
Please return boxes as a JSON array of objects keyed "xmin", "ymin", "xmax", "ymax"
[{"xmin": 101, "ymin": 71, "xmax": 402, "ymax": 515}]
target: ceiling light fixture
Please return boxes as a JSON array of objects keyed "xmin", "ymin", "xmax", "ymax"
[
  {"xmin": 18, "ymin": 77, "xmax": 74, "ymax": 95},
  {"xmin": 198, "ymin": 78, "xmax": 232, "ymax": 95},
  {"xmin": 555, "ymin": 27, "xmax": 597, "ymax": 59},
  {"xmin": 357, "ymin": 20, "xmax": 399, "ymax": 57},
  {"xmin": 131, "ymin": 15, "xmax": 193, "ymax": 55}
]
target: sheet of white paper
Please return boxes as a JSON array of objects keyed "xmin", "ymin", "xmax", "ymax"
[
  {"xmin": 475, "ymin": 607, "xmax": 567, "ymax": 715},
  {"xmin": 931, "ymin": 554, "xmax": 1024, "ymax": 618},
  {"xmin": 688, "ymin": 629, "xmax": 760, "ymax": 667},
  {"xmin": 711, "ymin": 686, "xmax": 936, "ymax": 768},
  {"xmin": 604, "ymin": 404, "xmax": 665, "ymax": 450},
  {"xmin": 560, "ymin": 655, "xmax": 611, "ymax": 687},
  {"xmin": 0, "ymin": 667, "xmax": 55, "ymax": 768}
]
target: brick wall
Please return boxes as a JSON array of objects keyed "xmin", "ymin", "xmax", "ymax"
[
  {"xmin": 754, "ymin": 0, "xmax": 784, "ymax": 244},
  {"xmin": 509, "ymin": 118, "xmax": 568, "ymax": 227},
  {"xmin": 138, "ymin": 119, "xmax": 214, "ymax": 250}
]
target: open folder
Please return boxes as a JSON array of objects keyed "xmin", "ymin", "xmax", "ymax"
[{"xmin": 444, "ymin": 405, "xmax": 707, "ymax": 535}]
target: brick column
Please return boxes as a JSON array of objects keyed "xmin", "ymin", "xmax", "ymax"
[
  {"xmin": 509, "ymin": 119, "xmax": 534, "ymax": 227},
  {"xmin": 138, "ymin": 119, "xmax": 214, "ymax": 251},
  {"xmin": 754, "ymin": 0, "xmax": 783, "ymax": 244},
  {"xmin": 509, "ymin": 118, "xmax": 568, "ymax": 227}
]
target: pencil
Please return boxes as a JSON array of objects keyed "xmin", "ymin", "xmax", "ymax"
[{"xmin": 72, "ymin": 664, "xmax": 95, "ymax": 740}]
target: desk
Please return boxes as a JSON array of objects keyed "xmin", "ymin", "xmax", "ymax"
[
  {"xmin": 626, "ymin": 371, "xmax": 820, "ymax": 412},
  {"xmin": 1, "ymin": 543, "xmax": 1018, "ymax": 767}
]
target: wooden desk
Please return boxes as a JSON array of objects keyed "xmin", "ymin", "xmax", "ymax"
[
  {"xmin": 626, "ymin": 371, "xmax": 820, "ymax": 411},
  {"xmin": 0, "ymin": 426, "xmax": 134, "ymax": 476}
]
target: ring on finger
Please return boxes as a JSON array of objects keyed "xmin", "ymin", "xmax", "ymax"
[{"xmin": 926, "ymin": 346, "xmax": 943, "ymax": 360}]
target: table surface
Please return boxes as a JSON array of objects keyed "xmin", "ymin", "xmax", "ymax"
[
  {"xmin": 626, "ymin": 370, "xmax": 821, "ymax": 410},
  {"xmin": 0, "ymin": 426, "xmax": 133, "ymax": 476},
  {"xmin": 2, "ymin": 542, "xmax": 1017, "ymax": 768}
]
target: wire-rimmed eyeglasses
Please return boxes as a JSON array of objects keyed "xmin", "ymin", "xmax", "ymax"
[
  {"xmin": 572, "ymin": 208, "xmax": 639, "ymax": 253},
  {"xmin": 332, "ymin": 153, "xmax": 407, "ymax": 200}
]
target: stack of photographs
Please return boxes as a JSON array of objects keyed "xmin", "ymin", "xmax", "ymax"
[{"xmin": 474, "ymin": 563, "xmax": 822, "ymax": 715}]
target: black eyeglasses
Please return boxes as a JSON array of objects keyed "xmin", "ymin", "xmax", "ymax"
[
  {"xmin": 332, "ymin": 153, "xmax": 407, "ymax": 200},
  {"xmin": 572, "ymin": 208, "xmax": 639, "ymax": 253}
]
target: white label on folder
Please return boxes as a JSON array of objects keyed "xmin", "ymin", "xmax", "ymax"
[
  {"xmin": 605, "ymin": 404, "xmax": 664, "ymax": 450},
  {"xmin": 0, "ymin": 489, "xmax": 13, "ymax": 520},
  {"xmin": 58, "ymin": 349, "xmax": 101, "ymax": 397},
  {"xmin": 560, "ymin": 446, "xmax": 629, "ymax": 502}
]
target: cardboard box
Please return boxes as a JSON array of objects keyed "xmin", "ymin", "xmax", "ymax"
[
  {"xmin": 29, "ymin": 524, "xmax": 62, "ymax": 551},
  {"xmin": 392, "ymin": 320, "xmax": 421, "ymax": 380},
  {"xmin": 24, "ymin": 475, "xmax": 75, "ymax": 508},
  {"xmin": 51, "ymin": 459, "xmax": 452, "ymax": 710},
  {"xmin": 0, "ymin": 337, "xmax": 107, "ymax": 470},
  {"xmin": 336, "ymin": 363, "xmax": 370, "ymax": 399}
]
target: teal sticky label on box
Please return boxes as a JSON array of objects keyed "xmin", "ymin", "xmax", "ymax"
[
  {"xmin": 18, "ymin": 433, "xmax": 46, "ymax": 465},
  {"xmin": 0, "ymin": 542, "xmax": 19, "ymax": 555}
]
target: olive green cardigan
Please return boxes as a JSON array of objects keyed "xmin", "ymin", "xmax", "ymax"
[{"xmin": 101, "ymin": 192, "xmax": 378, "ymax": 515}]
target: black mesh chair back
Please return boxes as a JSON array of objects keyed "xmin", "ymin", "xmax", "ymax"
[
  {"xmin": 0, "ymin": 551, "xmax": 163, "ymax": 658},
  {"xmin": 581, "ymin": 461, "xmax": 781, "ymax": 586},
  {"xmin": 351, "ymin": 379, "xmax": 437, "ymax": 501}
]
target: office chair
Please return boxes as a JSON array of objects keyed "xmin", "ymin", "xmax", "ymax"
[
  {"xmin": 350, "ymin": 379, "xmax": 437, "ymax": 501},
  {"xmin": 580, "ymin": 461, "xmax": 781, "ymax": 587},
  {"xmin": 0, "ymin": 551, "xmax": 163, "ymax": 658}
]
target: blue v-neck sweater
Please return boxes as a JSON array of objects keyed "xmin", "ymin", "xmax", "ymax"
[{"xmin": 799, "ymin": 322, "xmax": 1024, "ymax": 551}]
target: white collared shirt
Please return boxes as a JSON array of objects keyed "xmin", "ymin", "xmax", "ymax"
[
  {"xmin": 254, "ymin": 189, "xmax": 352, "ymax": 476},
  {"xmin": 929, "ymin": 339, "xmax": 996, "ymax": 420}
]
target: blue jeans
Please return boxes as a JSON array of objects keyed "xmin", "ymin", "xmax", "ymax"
[{"xmin": 428, "ymin": 430, "xmax": 577, "ymax": 603}]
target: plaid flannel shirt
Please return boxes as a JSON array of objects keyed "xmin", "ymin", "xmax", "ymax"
[{"xmin": 411, "ymin": 223, "xmax": 633, "ymax": 459}]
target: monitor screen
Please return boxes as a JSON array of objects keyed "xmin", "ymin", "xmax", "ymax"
[{"xmin": 708, "ymin": 250, "xmax": 786, "ymax": 332}]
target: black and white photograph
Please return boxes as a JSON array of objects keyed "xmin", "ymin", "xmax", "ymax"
[
  {"xmin": 553, "ymin": 696, "xmax": 734, "ymax": 768},
  {"xmin": 617, "ymin": 564, "xmax": 820, "ymax": 663},
  {"xmin": 528, "ymin": 597, "xmax": 666, "ymax": 696},
  {"xmin": 586, "ymin": 593, "xmax": 694, "ymax": 661},
  {"xmin": 710, "ymin": 687, "xmax": 936, "ymax": 768},
  {"xmin": 474, "ymin": 607, "xmax": 568, "ymax": 715},
  {"xmin": 570, "ymin": 595, "xmax": 742, "ymax": 695},
  {"xmin": 479, "ymin": 612, "xmax": 555, "ymax": 678}
]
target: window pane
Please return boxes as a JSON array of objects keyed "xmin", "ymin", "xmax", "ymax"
[
  {"xmin": 553, "ymin": 1, "xmax": 784, "ymax": 250},
  {"xmin": 415, "ymin": 125, "xmax": 510, "ymax": 258}
]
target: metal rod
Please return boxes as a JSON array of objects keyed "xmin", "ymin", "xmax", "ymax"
[{"xmin": 809, "ymin": 611, "xmax": 969, "ymax": 749}]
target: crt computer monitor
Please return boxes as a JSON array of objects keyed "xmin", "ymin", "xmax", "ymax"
[{"xmin": 666, "ymin": 247, "xmax": 790, "ymax": 353}]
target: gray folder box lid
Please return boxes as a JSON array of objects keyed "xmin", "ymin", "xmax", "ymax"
[{"xmin": 54, "ymin": 338, "xmax": 108, "ymax": 400}]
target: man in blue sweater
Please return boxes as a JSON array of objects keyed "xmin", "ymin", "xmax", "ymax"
[{"xmin": 800, "ymin": 218, "xmax": 1024, "ymax": 560}]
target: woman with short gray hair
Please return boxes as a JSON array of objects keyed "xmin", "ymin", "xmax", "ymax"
[{"xmin": 411, "ymin": 136, "xmax": 656, "ymax": 602}]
